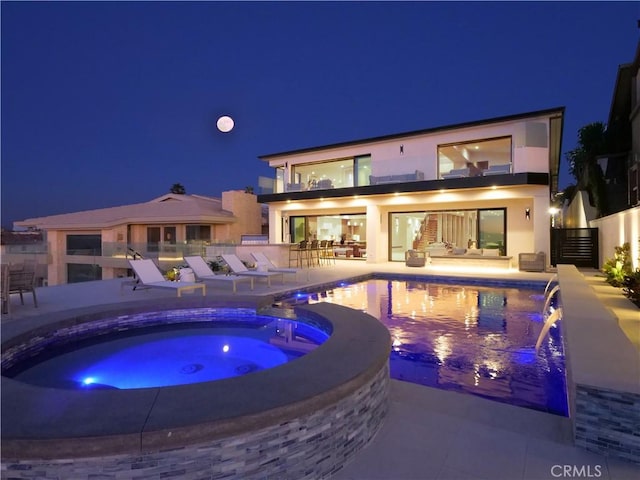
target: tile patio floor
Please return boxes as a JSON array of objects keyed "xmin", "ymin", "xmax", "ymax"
[{"xmin": 2, "ymin": 260, "xmax": 639, "ymax": 480}]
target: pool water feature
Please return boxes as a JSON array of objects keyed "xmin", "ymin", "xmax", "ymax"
[
  {"xmin": 279, "ymin": 278, "xmax": 568, "ymax": 416},
  {"xmin": 6, "ymin": 318, "xmax": 329, "ymax": 390}
]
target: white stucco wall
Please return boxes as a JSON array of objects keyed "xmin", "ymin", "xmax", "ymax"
[
  {"xmin": 266, "ymin": 115, "xmax": 553, "ymax": 183},
  {"xmin": 590, "ymin": 206, "xmax": 640, "ymax": 269},
  {"xmin": 268, "ymin": 185, "xmax": 549, "ymax": 265}
]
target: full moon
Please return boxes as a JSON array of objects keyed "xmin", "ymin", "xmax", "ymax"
[{"xmin": 216, "ymin": 115, "xmax": 234, "ymax": 133}]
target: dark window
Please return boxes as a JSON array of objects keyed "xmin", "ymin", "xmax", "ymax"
[
  {"xmin": 67, "ymin": 263, "xmax": 102, "ymax": 283},
  {"xmin": 186, "ymin": 225, "xmax": 211, "ymax": 242},
  {"xmin": 147, "ymin": 227, "xmax": 160, "ymax": 252},
  {"xmin": 66, "ymin": 235, "xmax": 102, "ymax": 256},
  {"xmin": 164, "ymin": 226, "xmax": 176, "ymax": 244}
]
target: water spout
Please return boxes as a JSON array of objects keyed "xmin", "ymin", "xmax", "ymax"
[
  {"xmin": 535, "ymin": 307, "xmax": 563, "ymax": 351},
  {"xmin": 542, "ymin": 284, "xmax": 560, "ymax": 315},
  {"xmin": 536, "ymin": 283, "xmax": 562, "ymax": 351},
  {"xmin": 543, "ymin": 274, "xmax": 558, "ymax": 298}
]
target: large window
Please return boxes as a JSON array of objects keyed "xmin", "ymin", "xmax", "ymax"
[
  {"xmin": 66, "ymin": 234, "xmax": 102, "ymax": 256},
  {"xmin": 438, "ymin": 137, "xmax": 512, "ymax": 178},
  {"xmin": 287, "ymin": 155, "xmax": 371, "ymax": 192},
  {"xmin": 289, "ymin": 213, "xmax": 367, "ymax": 247},
  {"xmin": 478, "ymin": 209, "xmax": 506, "ymax": 255},
  {"xmin": 389, "ymin": 208, "xmax": 506, "ymax": 261},
  {"xmin": 390, "ymin": 211, "xmax": 477, "ymax": 261}
]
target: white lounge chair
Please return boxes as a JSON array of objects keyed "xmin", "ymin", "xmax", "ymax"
[
  {"xmin": 128, "ymin": 259, "xmax": 206, "ymax": 297},
  {"xmin": 183, "ymin": 256, "xmax": 254, "ymax": 293},
  {"xmin": 250, "ymin": 251, "xmax": 308, "ymax": 281},
  {"xmin": 221, "ymin": 254, "xmax": 285, "ymax": 286}
]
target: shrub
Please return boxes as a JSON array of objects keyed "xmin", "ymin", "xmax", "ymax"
[
  {"xmin": 622, "ymin": 269, "xmax": 640, "ymax": 308},
  {"xmin": 208, "ymin": 257, "xmax": 227, "ymax": 273},
  {"xmin": 602, "ymin": 242, "xmax": 633, "ymax": 287}
]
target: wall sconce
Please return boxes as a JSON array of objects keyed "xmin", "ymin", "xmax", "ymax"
[
  {"xmin": 525, "ymin": 208, "xmax": 531, "ymax": 220},
  {"xmin": 400, "ymin": 144, "xmax": 404, "ymax": 155}
]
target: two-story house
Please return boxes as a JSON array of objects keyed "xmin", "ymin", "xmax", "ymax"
[
  {"xmin": 15, "ymin": 190, "xmax": 262, "ymax": 285},
  {"xmin": 257, "ymin": 107, "xmax": 564, "ymax": 267}
]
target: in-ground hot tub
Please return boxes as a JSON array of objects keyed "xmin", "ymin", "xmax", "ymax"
[{"xmin": 1, "ymin": 296, "xmax": 391, "ymax": 479}]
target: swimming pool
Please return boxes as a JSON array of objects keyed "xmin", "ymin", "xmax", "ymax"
[
  {"xmin": 6, "ymin": 315, "xmax": 330, "ymax": 390},
  {"xmin": 278, "ymin": 277, "xmax": 568, "ymax": 416}
]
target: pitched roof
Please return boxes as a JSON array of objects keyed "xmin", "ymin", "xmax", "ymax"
[{"xmin": 15, "ymin": 194, "xmax": 236, "ymax": 230}]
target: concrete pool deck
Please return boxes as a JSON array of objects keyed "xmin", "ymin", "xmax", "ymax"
[{"xmin": 2, "ymin": 260, "xmax": 639, "ymax": 479}]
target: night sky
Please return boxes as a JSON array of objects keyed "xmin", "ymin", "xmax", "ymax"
[{"xmin": 2, "ymin": 1, "xmax": 638, "ymax": 229}]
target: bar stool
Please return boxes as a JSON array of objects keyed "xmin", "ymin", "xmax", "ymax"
[
  {"xmin": 309, "ymin": 240, "xmax": 321, "ymax": 267},
  {"xmin": 289, "ymin": 243, "xmax": 302, "ymax": 268},
  {"xmin": 298, "ymin": 240, "xmax": 310, "ymax": 268},
  {"xmin": 318, "ymin": 240, "xmax": 328, "ymax": 266},
  {"xmin": 324, "ymin": 240, "xmax": 336, "ymax": 265}
]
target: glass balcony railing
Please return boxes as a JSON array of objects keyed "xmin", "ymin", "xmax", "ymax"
[{"xmin": 101, "ymin": 242, "xmax": 215, "ymax": 262}]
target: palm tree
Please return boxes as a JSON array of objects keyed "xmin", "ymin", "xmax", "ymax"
[
  {"xmin": 565, "ymin": 122, "xmax": 609, "ymax": 216},
  {"xmin": 169, "ymin": 183, "xmax": 186, "ymax": 194}
]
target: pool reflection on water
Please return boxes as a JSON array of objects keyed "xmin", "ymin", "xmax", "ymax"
[{"xmin": 279, "ymin": 279, "xmax": 568, "ymax": 416}]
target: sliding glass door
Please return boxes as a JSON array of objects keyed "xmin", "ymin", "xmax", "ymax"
[
  {"xmin": 478, "ymin": 209, "xmax": 506, "ymax": 255},
  {"xmin": 389, "ymin": 208, "xmax": 506, "ymax": 260}
]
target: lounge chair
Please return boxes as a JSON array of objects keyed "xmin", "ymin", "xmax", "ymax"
[
  {"xmin": 220, "ymin": 254, "xmax": 285, "ymax": 286},
  {"xmin": 183, "ymin": 256, "xmax": 254, "ymax": 293},
  {"xmin": 127, "ymin": 259, "xmax": 206, "ymax": 297},
  {"xmin": 250, "ymin": 251, "xmax": 308, "ymax": 281}
]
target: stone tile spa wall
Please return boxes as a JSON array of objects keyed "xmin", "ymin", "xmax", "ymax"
[
  {"xmin": 575, "ymin": 385, "xmax": 640, "ymax": 464},
  {"xmin": 3, "ymin": 364, "xmax": 390, "ymax": 480},
  {"xmin": 2, "ymin": 299, "xmax": 392, "ymax": 479}
]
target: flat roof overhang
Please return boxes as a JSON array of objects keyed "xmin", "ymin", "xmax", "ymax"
[{"xmin": 257, "ymin": 172, "xmax": 549, "ymax": 204}]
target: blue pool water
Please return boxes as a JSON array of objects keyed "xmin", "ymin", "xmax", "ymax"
[
  {"xmin": 8, "ymin": 315, "xmax": 329, "ymax": 390},
  {"xmin": 278, "ymin": 278, "xmax": 567, "ymax": 416}
]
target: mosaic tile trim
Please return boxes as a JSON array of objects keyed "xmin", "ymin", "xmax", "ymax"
[
  {"xmin": 574, "ymin": 384, "xmax": 640, "ymax": 465},
  {"xmin": 1, "ymin": 307, "xmax": 332, "ymax": 372},
  {"xmin": 1, "ymin": 363, "xmax": 390, "ymax": 479}
]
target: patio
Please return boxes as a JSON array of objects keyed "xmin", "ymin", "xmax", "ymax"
[{"xmin": 2, "ymin": 260, "xmax": 638, "ymax": 479}]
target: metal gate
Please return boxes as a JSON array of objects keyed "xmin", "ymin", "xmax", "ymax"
[{"xmin": 550, "ymin": 228, "xmax": 599, "ymax": 268}]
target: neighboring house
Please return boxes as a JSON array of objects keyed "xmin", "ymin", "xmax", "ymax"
[
  {"xmin": 603, "ymin": 40, "xmax": 640, "ymax": 210},
  {"xmin": 258, "ymin": 107, "xmax": 564, "ymax": 267},
  {"xmin": 15, "ymin": 190, "xmax": 262, "ymax": 285},
  {"xmin": 588, "ymin": 41, "xmax": 640, "ymax": 269}
]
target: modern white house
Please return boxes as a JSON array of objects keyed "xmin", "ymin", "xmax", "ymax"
[
  {"xmin": 257, "ymin": 107, "xmax": 565, "ymax": 268},
  {"xmin": 15, "ymin": 190, "xmax": 263, "ymax": 285}
]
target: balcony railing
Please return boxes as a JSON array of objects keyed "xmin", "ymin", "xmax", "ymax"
[{"xmin": 101, "ymin": 242, "xmax": 216, "ymax": 262}]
